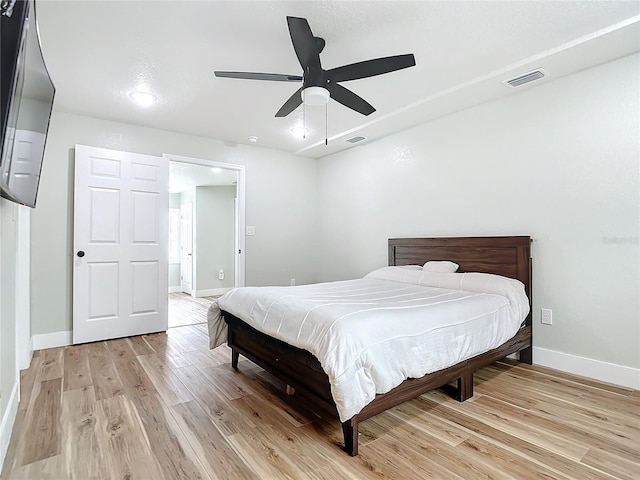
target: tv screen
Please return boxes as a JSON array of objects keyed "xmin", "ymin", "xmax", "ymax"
[
  {"xmin": 0, "ymin": 0, "xmax": 55, "ymax": 208},
  {"xmin": 1, "ymin": 0, "xmax": 28, "ymax": 154}
]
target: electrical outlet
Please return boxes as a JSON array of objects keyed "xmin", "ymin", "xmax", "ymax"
[
  {"xmin": 290, "ymin": 278, "xmax": 296, "ymax": 286},
  {"xmin": 541, "ymin": 308, "xmax": 553, "ymax": 325}
]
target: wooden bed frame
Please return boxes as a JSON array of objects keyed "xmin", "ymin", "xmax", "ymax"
[{"xmin": 221, "ymin": 236, "xmax": 532, "ymax": 456}]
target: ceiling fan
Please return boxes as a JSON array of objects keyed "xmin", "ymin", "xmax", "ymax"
[{"xmin": 214, "ymin": 16, "xmax": 416, "ymax": 117}]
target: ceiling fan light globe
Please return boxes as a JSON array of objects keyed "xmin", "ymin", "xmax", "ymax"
[{"xmin": 302, "ymin": 86, "xmax": 330, "ymax": 106}]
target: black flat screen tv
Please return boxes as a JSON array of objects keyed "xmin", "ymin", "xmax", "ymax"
[{"xmin": 0, "ymin": 0, "xmax": 55, "ymax": 208}]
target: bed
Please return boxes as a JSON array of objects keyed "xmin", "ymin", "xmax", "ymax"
[{"xmin": 208, "ymin": 236, "xmax": 532, "ymax": 455}]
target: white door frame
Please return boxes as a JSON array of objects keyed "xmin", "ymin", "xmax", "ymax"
[
  {"xmin": 163, "ymin": 154, "xmax": 245, "ymax": 287},
  {"xmin": 180, "ymin": 202, "xmax": 194, "ymax": 295}
]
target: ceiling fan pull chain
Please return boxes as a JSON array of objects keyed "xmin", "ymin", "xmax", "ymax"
[{"xmin": 325, "ymin": 103, "xmax": 328, "ymax": 146}]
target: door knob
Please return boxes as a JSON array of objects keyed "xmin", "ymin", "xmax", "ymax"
[{"xmin": 77, "ymin": 251, "xmax": 85, "ymax": 258}]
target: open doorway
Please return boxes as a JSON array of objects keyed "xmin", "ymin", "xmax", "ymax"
[{"xmin": 165, "ymin": 155, "xmax": 245, "ymax": 328}]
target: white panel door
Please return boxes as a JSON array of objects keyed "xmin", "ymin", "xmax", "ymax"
[
  {"xmin": 73, "ymin": 145, "xmax": 168, "ymax": 344},
  {"xmin": 180, "ymin": 202, "xmax": 193, "ymax": 294}
]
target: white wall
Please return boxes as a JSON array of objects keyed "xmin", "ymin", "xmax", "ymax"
[
  {"xmin": 242, "ymin": 148, "xmax": 319, "ymax": 287},
  {"xmin": 177, "ymin": 185, "xmax": 236, "ymax": 294},
  {"xmin": 195, "ymin": 186, "xmax": 236, "ymax": 292},
  {"xmin": 0, "ymin": 200, "xmax": 17, "ymax": 404},
  {"xmin": 317, "ymin": 54, "xmax": 639, "ymax": 372},
  {"xmin": 30, "ymin": 112, "xmax": 319, "ymax": 339},
  {"xmin": 0, "ymin": 199, "xmax": 19, "ymax": 467}
]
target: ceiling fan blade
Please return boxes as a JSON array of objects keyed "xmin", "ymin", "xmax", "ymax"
[
  {"xmin": 327, "ymin": 54, "xmax": 416, "ymax": 82},
  {"xmin": 287, "ymin": 16, "xmax": 319, "ymax": 69},
  {"xmin": 275, "ymin": 87, "xmax": 303, "ymax": 117},
  {"xmin": 327, "ymin": 83, "xmax": 375, "ymax": 116},
  {"xmin": 214, "ymin": 71, "xmax": 302, "ymax": 82}
]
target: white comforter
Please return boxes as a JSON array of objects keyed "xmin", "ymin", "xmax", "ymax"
[{"xmin": 207, "ymin": 267, "xmax": 530, "ymax": 421}]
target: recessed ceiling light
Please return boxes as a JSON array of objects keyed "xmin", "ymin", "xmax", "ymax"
[
  {"xmin": 247, "ymin": 136, "xmax": 258, "ymax": 143},
  {"xmin": 130, "ymin": 90, "xmax": 156, "ymax": 107},
  {"xmin": 289, "ymin": 126, "xmax": 309, "ymax": 139}
]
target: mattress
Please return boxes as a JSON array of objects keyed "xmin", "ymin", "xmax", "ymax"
[{"xmin": 208, "ymin": 266, "xmax": 530, "ymax": 421}]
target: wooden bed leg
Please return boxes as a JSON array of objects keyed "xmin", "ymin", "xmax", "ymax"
[
  {"xmin": 342, "ymin": 417, "xmax": 359, "ymax": 456},
  {"xmin": 231, "ymin": 350, "xmax": 239, "ymax": 369},
  {"xmin": 519, "ymin": 346, "xmax": 533, "ymax": 365},
  {"xmin": 457, "ymin": 370, "xmax": 474, "ymax": 402}
]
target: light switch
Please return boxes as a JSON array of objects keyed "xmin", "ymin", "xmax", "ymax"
[{"xmin": 246, "ymin": 225, "xmax": 255, "ymax": 236}]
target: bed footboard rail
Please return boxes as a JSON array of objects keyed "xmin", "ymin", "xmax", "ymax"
[{"xmin": 225, "ymin": 312, "xmax": 340, "ymax": 420}]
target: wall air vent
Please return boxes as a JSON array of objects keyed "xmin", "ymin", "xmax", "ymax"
[
  {"xmin": 505, "ymin": 69, "xmax": 547, "ymax": 88},
  {"xmin": 345, "ymin": 136, "xmax": 366, "ymax": 144}
]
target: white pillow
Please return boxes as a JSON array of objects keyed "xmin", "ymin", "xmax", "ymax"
[
  {"xmin": 422, "ymin": 261, "xmax": 459, "ymax": 273},
  {"xmin": 396, "ymin": 265, "xmax": 423, "ymax": 270}
]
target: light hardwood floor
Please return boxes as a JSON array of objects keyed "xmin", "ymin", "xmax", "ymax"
[
  {"xmin": 2, "ymin": 325, "xmax": 638, "ymax": 479},
  {"xmin": 168, "ymin": 293, "xmax": 218, "ymax": 328}
]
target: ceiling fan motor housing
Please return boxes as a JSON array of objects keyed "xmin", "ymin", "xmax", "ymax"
[
  {"xmin": 303, "ymin": 65, "xmax": 328, "ymax": 89},
  {"xmin": 301, "ymin": 37, "xmax": 326, "ymax": 89}
]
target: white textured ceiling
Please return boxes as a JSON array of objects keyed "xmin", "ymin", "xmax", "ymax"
[
  {"xmin": 35, "ymin": 1, "xmax": 640, "ymax": 159},
  {"xmin": 169, "ymin": 161, "xmax": 237, "ymax": 193}
]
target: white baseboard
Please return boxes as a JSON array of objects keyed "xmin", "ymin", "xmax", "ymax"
[
  {"xmin": 17, "ymin": 347, "xmax": 33, "ymax": 372},
  {"xmin": 168, "ymin": 286, "xmax": 181, "ymax": 293},
  {"xmin": 0, "ymin": 380, "xmax": 19, "ymax": 472},
  {"xmin": 533, "ymin": 347, "xmax": 640, "ymax": 390},
  {"xmin": 32, "ymin": 330, "xmax": 72, "ymax": 350},
  {"xmin": 195, "ymin": 288, "xmax": 231, "ymax": 297}
]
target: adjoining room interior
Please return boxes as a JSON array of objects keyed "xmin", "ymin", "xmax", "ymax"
[{"xmin": 168, "ymin": 161, "xmax": 238, "ymax": 328}]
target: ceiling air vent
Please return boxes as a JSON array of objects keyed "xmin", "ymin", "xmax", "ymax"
[
  {"xmin": 505, "ymin": 69, "xmax": 547, "ymax": 88},
  {"xmin": 345, "ymin": 136, "xmax": 366, "ymax": 144}
]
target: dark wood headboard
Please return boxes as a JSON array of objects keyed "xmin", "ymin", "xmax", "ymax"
[{"xmin": 388, "ymin": 236, "xmax": 532, "ymax": 327}]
